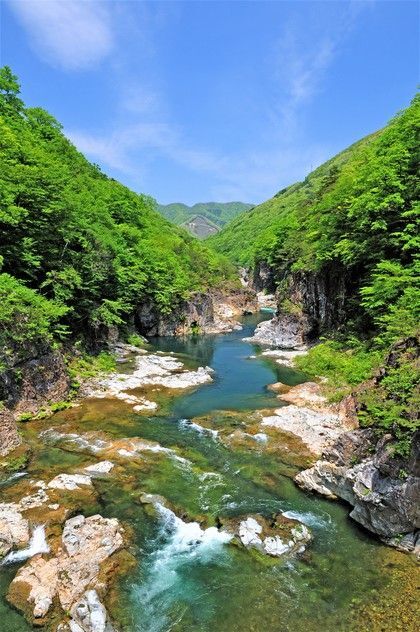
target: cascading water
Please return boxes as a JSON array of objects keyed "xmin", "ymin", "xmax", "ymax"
[
  {"xmin": 2, "ymin": 525, "xmax": 49, "ymax": 565},
  {"xmin": 132, "ymin": 502, "xmax": 232, "ymax": 632}
]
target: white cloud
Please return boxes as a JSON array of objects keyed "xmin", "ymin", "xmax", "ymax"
[{"xmin": 7, "ymin": 0, "xmax": 114, "ymax": 70}]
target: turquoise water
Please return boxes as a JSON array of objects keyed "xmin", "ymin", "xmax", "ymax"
[{"xmin": 0, "ymin": 314, "xmax": 398, "ymax": 631}]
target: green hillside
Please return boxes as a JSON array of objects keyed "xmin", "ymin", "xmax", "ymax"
[
  {"xmin": 209, "ymin": 96, "xmax": 419, "ymax": 344},
  {"xmin": 0, "ymin": 67, "xmax": 234, "ymax": 353},
  {"xmin": 157, "ymin": 201, "xmax": 254, "ymax": 228}
]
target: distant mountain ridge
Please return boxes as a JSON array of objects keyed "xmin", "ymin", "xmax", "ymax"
[{"xmin": 157, "ymin": 201, "xmax": 254, "ymax": 237}]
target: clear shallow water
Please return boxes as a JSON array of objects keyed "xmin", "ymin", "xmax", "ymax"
[{"xmin": 0, "ymin": 314, "xmax": 409, "ymax": 631}]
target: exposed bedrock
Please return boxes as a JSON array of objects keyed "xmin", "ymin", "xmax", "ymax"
[
  {"xmin": 248, "ymin": 262, "xmax": 356, "ymax": 344},
  {"xmin": 7, "ymin": 513, "xmax": 126, "ymax": 629},
  {"xmin": 296, "ymin": 430, "xmax": 420, "ymax": 554},
  {"xmin": 135, "ymin": 288, "xmax": 257, "ymax": 336}
]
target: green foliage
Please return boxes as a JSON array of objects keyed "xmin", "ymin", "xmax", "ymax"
[
  {"xmin": 67, "ymin": 351, "xmax": 117, "ymax": 382},
  {"xmin": 18, "ymin": 412, "xmax": 34, "ymax": 422},
  {"xmin": 3, "ymin": 453, "xmax": 28, "ymax": 473},
  {"xmin": 50, "ymin": 400, "xmax": 73, "ymax": 412},
  {"xmin": 0, "ymin": 67, "xmax": 234, "ymax": 354},
  {"xmin": 0, "ymin": 273, "xmax": 67, "ymax": 351},
  {"xmin": 357, "ymin": 356, "xmax": 419, "ymax": 456},
  {"xmin": 295, "ymin": 341, "xmax": 381, "ymax": 400},
  {"xmin": 126, "ymin": 333, "xmax": 146, "ymax": 348}
]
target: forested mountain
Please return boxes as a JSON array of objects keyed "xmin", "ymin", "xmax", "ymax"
[
  {"xmin": 157, "ymin": 201, "xmax": 253, "ymax": 228},
  {"xmin": 0, "ymin": 67, "xmax": 234, "ymax": 353}
]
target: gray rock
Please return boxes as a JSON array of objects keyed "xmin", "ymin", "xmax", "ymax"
[
  {"xmin": 244, "ymin": 315, "xmax": 309, "ymax": 349},
  {"xmin": 70, "ymin": 590, "xmax": 114, "ymax": 632},
  {"xmin": 295, "ymin": 433, "xmax": 420, "ymax": 544}
]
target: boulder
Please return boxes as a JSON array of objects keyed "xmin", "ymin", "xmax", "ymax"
[
  {"xmin": 244, "ymin": 314, "xmax": 309, "ymax": 349},
  {"xmin": 0, "ymin": 503, "xmax": 30, "ymax": 558},
  {"xmin": 8, "ymin": 514, "xmax": 125, "ymax": 621},
  {"xmin": 220, "ymin": 512, "xmax": 312, "ymax": 558},
  {"xmin": 295, "ymin": 430, "xmax": 420, "ymax": 546},
  {"xmin": 69, "ymin": 589, "xmax": 115, "ymax": 632}
]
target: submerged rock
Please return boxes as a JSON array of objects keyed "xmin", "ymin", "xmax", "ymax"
[
  {"xmin": 221, "ymin": 512, "xmax": 312, "ymax": 558},
  {"xmin": 47, "ymin": 474, "xmax": 92, "ymax": 491},
  {"xmin": 8, "ymin": 514, "xmax": 125, "ymax": 623},
  {"xmin": 84, "ymin": 461, "xmax": 114, "ymax": 475}
]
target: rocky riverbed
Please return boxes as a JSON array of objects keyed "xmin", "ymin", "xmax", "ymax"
[{"xmin": 0, "ymin": 314, "xmax": 418, "ymax": 631}]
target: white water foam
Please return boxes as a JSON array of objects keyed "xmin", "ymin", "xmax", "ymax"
[
  {"xmin": 2, "ymin": 525, "xmax": 49, "ymax": 565},
  {"xmin": 154, "ymin": 502, "xmax": 232, "ymax": 561},
  {"xmin": 0, "ymin": 471, "xmax": 27, "ymax": 487},
  {"xmin": 132, "ymin": 502, "xmax": 232, "ymax": 630},
  {"xmin": 282, "ymin": 510, "xmax": 332, "ymax": 529},
  {"xmin": 179, "ymin": 418, "xmax": 218, "ymax": 439}
]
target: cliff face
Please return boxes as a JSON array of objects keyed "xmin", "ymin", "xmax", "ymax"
[
  {"xmin": 135, "ymin": 289, "xmax": 257, "ymax": 336},
  {"xmin": 0, "ymin": 345, "xmax": 71, "ymax": 458},
  {"xmin": 295, "ymin": 339, "xmax": 420, "ymax": 555},
  {"xmin": 0, "ymin": 348, "xmax": 70, "ymax": 415},
  {"xmin": 246, "ymin": 263, "xmax": 353, "ymax": 348},
  {"xmin": 296, "ymin": 428, "xmax": 420, "ymax": 554}
]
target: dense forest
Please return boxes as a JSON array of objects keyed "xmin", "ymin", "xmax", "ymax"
[
  {"xmin": 211, "ymin": 96, "xmax": 420, "ymax": 453},
  {"xmin": 0, "ymin": 67, "xmax": 235, "ymax": 356},
  {"xmin": 157, "ymin": 201, "xmax": 253, "ymax": 228}
]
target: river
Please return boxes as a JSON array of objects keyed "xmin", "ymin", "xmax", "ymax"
[{"xmin": 0, "ymin": 314, "xmax": 415, "ymax": 631}]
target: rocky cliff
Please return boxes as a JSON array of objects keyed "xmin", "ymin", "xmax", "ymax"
[
  {"xmin": 0, "ymin": 345, "xmax": 71, "ymax": 459},
  {"xmin": 135, "ymin": 288, "xmax": 257, "ymax": 336},
  {"xmin": 296, "ymin": 429, "xmax": 420, "ymax": 554},
  {"xmin": 295, "ymin": 340, "xmax": 420, "ymax": 555}
]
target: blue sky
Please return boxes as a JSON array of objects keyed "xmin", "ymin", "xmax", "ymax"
[{"xmin": 1, "ymin": 1, "xmax": 418, "ymax": 205}]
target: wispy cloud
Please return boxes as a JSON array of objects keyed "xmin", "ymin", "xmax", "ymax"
[
  {"xmin": 270, "ymin": 2, "xmax": 373, "ymax": 139},
  {"xmin": 7, "ymin": 0, "xmax": 114, "ymax": 70}
]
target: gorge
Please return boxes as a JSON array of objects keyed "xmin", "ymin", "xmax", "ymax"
[{"xmin": 0, "ymin": 68, "xmax": 419, "ymax": 632}]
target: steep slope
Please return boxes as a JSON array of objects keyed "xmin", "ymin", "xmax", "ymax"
[
  {"xmin": 0, "ymin": 67, "xmax": 235, "ymax": 355},
  {"xmin": 157, "ymin": 201, "xmax": 253, "ymax": 233},
  {"xmin": 210, "ymin": 96, "xmax": 419, "ymax": 341},
  {"xmin": 0, "ymin": 67, "xmax": 243, "ymax": 429}
]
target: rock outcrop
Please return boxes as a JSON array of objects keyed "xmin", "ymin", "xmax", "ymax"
[
  {"xmin": 85, "ymin": 351, "xmax": 214, "ymax": 412},
  {"xmin": 0, "ymin": 408, "xmax": 22, "ymax": 456},
  {"xmin": 296, "ymin": 430, "xmax": 420, "ymax": 554},
  {"xmin": 260, "ymin": 382, "xmax": 357, "ymax": 457},
  {"xmin": 244, "ymin": 314, "xmax": 309, "ymax": 348},
  {"xmin": 220, "ymin": 512, "xmax": 312, "ymax": 558},
  {"xmin": 8, "ymin": 514, "xmax": 125, "ymax": 627},
  {"xmin": 0, "ymin": 503, "xmax": 30, "ymax": 557},
  {"xmin": 135, "ymin": 289, "xmax": 257, "ymax": 336},
  {"xmin": 0, "ymin": 347, "xmax": 70, "ymax": 415},
  {"xmin": 0, "ymin": 346, "xmax": 71, "ymax": 461}
]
